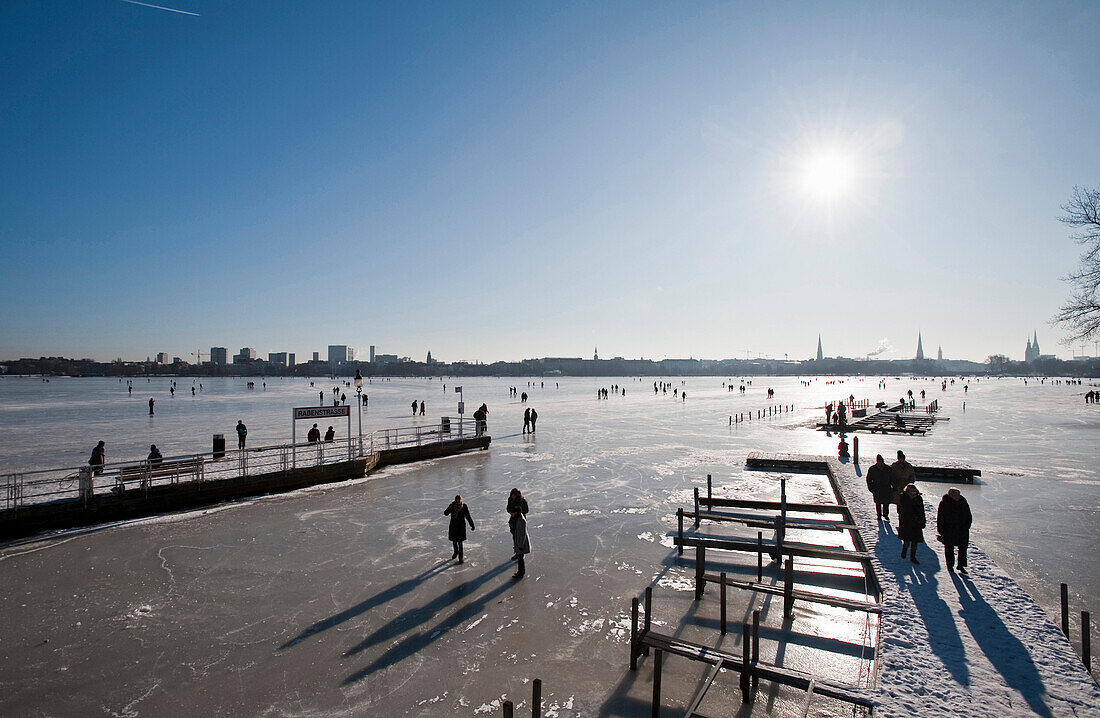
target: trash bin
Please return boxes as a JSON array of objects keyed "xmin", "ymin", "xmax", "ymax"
[
  {"xmin": 441, "ymin": 417, "xmax": 451, "ymax": 434},
  {"xmin": 213, "ymin": 433, "xmax": 226, "ymax": 460}
]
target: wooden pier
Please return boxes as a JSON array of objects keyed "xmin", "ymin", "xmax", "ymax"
[{"xmin": 817, "ymin": 402, "xmax": 947, "ymax": 435}]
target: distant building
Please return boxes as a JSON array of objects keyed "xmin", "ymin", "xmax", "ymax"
[
  {"xmin": 172, "ymin": 357, "xmax": 182, "ymax": 365},
  {"xmin": 234, "ymin": 347, "xmax": 257, "ymax": 364},
  {"xmin": 155, "ymin": 352, "xmax": 168, "ymax": 364},
  {"xmin": 374, "ymin": 353, "xmax": 399, "ymax": 366},
  {"xmin": 1025, "ymin": 331, "xmax": 1041, "ymax": 362},
  {"xmin": 426, "ymin": 350, "xmax": 435, "ymax": 365},
  {"xmin": 210, "ymin": 347, "xmax": 228, "ymax": 365},
  {"xmin": 312, "ymin": 352, "xmax": 320, "ymax": 362},
  {"xmin": 594, "ymin": 347, "xmax": 599, "ymax": 361},
  {"xmin": 369, "ymin": 345, "xmax": 376, "ymax": 364},
  {"xmin": 328, "ymin": 345, "xmax": 354, "ymax": 364},
  {"xmin": 268, "ymin": 352, "xmax": 288, "ymax": 366},
  {"xmin": 915, "ymin": 333, "xmax": 925, "ymax": 360},
  {"xmin": 816, "ymin": 335, "xmax": 823, "ymax": 361},
  {"xmin": 288, "ymin": 353, "xmax": 295, "ymax": 367},
  {"xmin": 937, "ymin": 346, "xmax": 943, "ymax": 361}
]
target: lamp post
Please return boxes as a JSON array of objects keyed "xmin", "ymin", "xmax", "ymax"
[{"xmin": 354, "ymin": 369, "xmax": 364, "ymax": 456}]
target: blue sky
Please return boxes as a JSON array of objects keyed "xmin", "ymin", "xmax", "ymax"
[{"xmin": 2, "ymin": 1, "xmax": 1098, "ymax": 363}]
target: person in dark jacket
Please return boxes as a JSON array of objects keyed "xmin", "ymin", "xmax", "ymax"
[
  {"xmin": 512, "ymin": 506, "xmax": 531, "ymax": 579},
  {"xmin": 89, "ymin": 441, "xmax": 106, "ymax": 476},
  {"xmin": 444, "ymin": 495, "xmax": 475, "ymax": 563},
  {"xmin": 529, "ymin": 408, "xmax": 538, "ymax": 432},
  {"xmin": 236, "ymin": 420, "xmax": 247, "ymax": 450},
  {"xmin": 523, "ymin": 407, "xmax": 531, "ymax": 434},
  {"xmin": 147, "ymin": 444, "xmax": 163, "ymax": 466},
  {"xmin": 937, "ymin": 488, "xmax": 973, "ymax": 574},
  {"xmin": 507, "ymin": 488, "xmax": 529, "ymax": 558},
  {"xmin": 897, "ymin": 484, "xmax": 926, "ymax": 563},
  {"xmin": 890, "ymin": 450, "xmax": 915, "ymax": 506},
  {"xmin": 866, "ymin": 454, "xmax": 895, "ymax": 519}
]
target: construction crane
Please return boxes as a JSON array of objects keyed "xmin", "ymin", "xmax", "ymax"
[{"xmin": 190, "ymin": 350, "xmax": 208, "ymax": 364}]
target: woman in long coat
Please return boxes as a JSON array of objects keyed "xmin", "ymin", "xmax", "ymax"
[
  {"xmin": 512, "ymin": 508, "xmax": 531, "ymax": 580},
  {"xmin": 444, "ymin": 495, "xmax": 475, "ymax": 563},
  {"xmin": 897, "ymin": 483, "xmax": 926, "ymax": 564}
]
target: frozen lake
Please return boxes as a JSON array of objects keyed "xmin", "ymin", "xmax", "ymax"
[{"xmin": 0, "ymin": 373, "xmax": 1097, "ymax": 714}]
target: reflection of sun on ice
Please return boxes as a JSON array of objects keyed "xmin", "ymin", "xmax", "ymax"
[{"xmin": 799, "ymin": 149, "xmax": 857, "ymax": 202}]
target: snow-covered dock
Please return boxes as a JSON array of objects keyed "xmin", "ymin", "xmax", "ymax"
[{"xmin": 753, "ymin": 452, "xmax": 1100, "ymax": 717}]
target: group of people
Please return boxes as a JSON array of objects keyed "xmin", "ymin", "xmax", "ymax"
[
  {"xmin": 443, "ymin": 488, "xmax": 530, "ymax": 579},
  {"xmin": 411, "ymin": 399, "xmax": 425, "ymax": 416},
  {"xmin": 1086, "ymin": 390, "xmax": 1100, "ymax": 404},
  {"xmin": 522, "ymin": 407, "xmax": 538, "ymax": 433},
  {"xmin": 866, "ymin": 450, "xmax": 973, "ymax": 573},
  {"xmin": 306, "ymin": 424, "xmax": 336, "ymax": 442}
]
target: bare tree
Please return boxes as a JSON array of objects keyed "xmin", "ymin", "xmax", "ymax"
[{"xmin": 1053, "ymin": 185, "xmax": 1100, "ymax": 342}]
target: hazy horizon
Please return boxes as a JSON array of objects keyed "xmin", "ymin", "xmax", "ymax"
[{"xmin": 2, "ymin": 2, "xmax": 1098, "ymax": 364}]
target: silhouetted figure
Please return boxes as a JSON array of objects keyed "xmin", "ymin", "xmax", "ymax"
[
  {"xmin": 147, "ymin": 444, "xmax": 162, "ymax": 466},
  {"xmin": 419, "ymin": 400, "xmax": 425, "ymax": 416},
  {"xmin": 307, "ymin": 424, "xmax": 321, "ymax": 442},
  {"xmin": 523, "ymin": 407, "xmax": 531, "ymax": 433},
  {"xmin": 507, "ymin": 488, "xmax": 529, "ymax": 547},
  {"xmin": 319, "ymin": 391, "xmax": 324, "ymax": 405},
  {"xmin": 897, "ymin": 484, "xmax": 926, "ymax": 564},
  {"xmin": 444, "ymin": 495, "xmax": 475, "ymax": 563},
  {"xmin": 937, "ymin": 488, "xmax": 973, "ymax": 574},
  {"xmin": 412, "ymin": 399, "xmax": 418, "ymax": 416},
  {"xmin": 890, "ymin": 450, "xmax": 915, "ymax": 507},
  {"xmin": 236, "ymin": 420, "xmax": 247, "ymax": 450},
  {"xmin": 324, "ymin": 426, "xmax": 335, "ymax": 442},
  {"xmin": 866, "ymin": 454, "xmax": 894, "ymax": 519},
  {"xmin": 529, "ymin": 408, "xmax": 537, "ymax": 432},
  {"xmin": 512, "ymin": 506, "xmax": 531, "ymax": 580},
  {"xmin": 148, "ymin": 398, "xmax": 155, "ymax": 415},
  {"xmin": 89, "ymin": 441, "xmax": 106, "ymax": 476}
]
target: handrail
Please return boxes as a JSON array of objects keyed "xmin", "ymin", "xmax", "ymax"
[{"xmin": 1, "ymin": 417, "xmax": 482, "ymax": 511}]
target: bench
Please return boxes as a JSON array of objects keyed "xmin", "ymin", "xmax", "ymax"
[{"xmin": 117, "ymin": 457, "xmax": 204, "ymax": 489}]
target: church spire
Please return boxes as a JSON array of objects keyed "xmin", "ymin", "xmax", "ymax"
[
  {"xmin": 816, "ymin": 335, "xmax": 823, "ymax": 361},
  {"xmin": 915, "ymin": 332, "xmax": 925, "ymax": 360}
]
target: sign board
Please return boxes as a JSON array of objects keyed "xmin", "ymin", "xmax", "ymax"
[{"xmin": 293, "ymin": 405, "xmax": 351, "ymax": 421}]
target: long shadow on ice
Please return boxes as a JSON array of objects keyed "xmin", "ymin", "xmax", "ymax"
[
  {"xmin": 342, "ymin": 560, "xmax": 514, "ymax": 660},
  {"xmin": 343, "ymin": 562, "xmax": 516, "ymax": 684},
  {"xmin": 877, "ymin": 523, "xmax": 970, "ymax": 687},
  {"xmin": 952, "ymin": 574, "xmax": 1053, "ymax": 718},
  {"xmin": 279, "ymin": 559, "xmax": 451, "ymax": 650}
]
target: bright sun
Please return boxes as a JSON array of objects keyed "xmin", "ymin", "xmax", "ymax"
[{"xmin": 799, "ymin": 149, "xmax": 857, "ymax": 202}]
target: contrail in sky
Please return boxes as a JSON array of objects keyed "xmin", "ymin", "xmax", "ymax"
[{"xmin": 119, "ymin": 0, "xmax": 200, "ymax": 16}]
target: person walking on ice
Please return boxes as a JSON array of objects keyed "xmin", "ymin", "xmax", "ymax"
[
  {"xmin": 511, "ymin": 502, "xmax": 531, "ymax": 580},
  {"xmin": 897, "ymin": 484, "xmax": 926, "ymax": 564},
  {"xmin": 236, "ymin": 420, "xmax": 247, "ymax": 450},
  {"xmin": 937, "ymin": 487, "xmax": 973, "ymax": 574},
  {"xmin": 444, "ymin": 495, "xmax": 475, "ymax": 563}
]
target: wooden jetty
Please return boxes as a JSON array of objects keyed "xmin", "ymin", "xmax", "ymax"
[
  {"xmin": 817, "ymin": 402, "xmax": 947, "ymax": 435},
  {"xmin": 629, "ymin": 586, "xmax": 876, "ymax": 716}
]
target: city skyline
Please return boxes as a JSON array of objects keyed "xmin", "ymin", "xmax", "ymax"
[{"xmin": 2, "ymin": 3, "xmax": 1098, "ymax": 363}]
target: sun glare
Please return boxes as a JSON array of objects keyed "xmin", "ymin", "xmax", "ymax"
[{"xmin": 799, "ymin": 149, "xmax": 857, "ymax": 202}]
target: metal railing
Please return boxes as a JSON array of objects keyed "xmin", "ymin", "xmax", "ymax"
[{"xmin": 2, "ymin": 417, "xmax": 480, "ymax": 511}]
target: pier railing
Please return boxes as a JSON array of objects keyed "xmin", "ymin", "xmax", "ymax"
[{"xmin": 1, "ymin": 417, "xmax": 479, "ymax": 511}]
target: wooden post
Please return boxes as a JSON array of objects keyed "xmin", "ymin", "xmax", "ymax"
[
  {"xmin": 752, "ymin": 609, "xmax": 760, "ymax": 688},
  {"xmin": 784, "ymin": 558, "xmax": 794, "ymax": 618},
  {"xmin": 757, "ymin": 531, "xmax": 763, "ymax": 582},
  {"xmin": 720, "ymin": 572, "xmax": 727, "ymax": 634},
  {"xmin": 1083, "ymin": 611, "xmax": 1092, "ymax": 671},
  {"xmin": 777, "ymin": 477, "xmax": 787, "ymax": 560},
  {"xmin": 695, "ymin": 545, "xmax": 706, "ymax": 600},
  {"xmin": 853, "ymin": 435, "xmax": 859, "ymax": 463},
  {"xmin": 707, "ymin": 474, "xmax": 712, "ymax": 507},
  {"xmin": 677, "ymin": 508, "xmax": 684, "ymax": 556},
  {"xmin": 694, "ymin": 487, "xmax": 700, "ymax": 527},
  {"xmin": 740, "ymin": 622, "xmax": 752, "ymax": 702},
  {"xmin": 503, "ymin": 699, "xmax": 513, "ymax": 718},
  {"xmin": 533, "ymin": 679, "xmax": 542, "ymax": 718},
  {"xmin": 652, "ymin": 649, "xmax": 663, "ymax": 718},
  {"xmin": 630, "ymin": 597, "xmax": 639, "ymax": 670},
  {"xmin": 1061, "ymin": 583, "xmax": 1070, "ymax": 637},
  {"xmin": 644, "ymin": 586, "xmax": 653, "ymax": 656}
]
